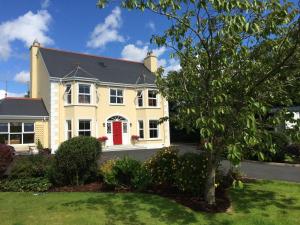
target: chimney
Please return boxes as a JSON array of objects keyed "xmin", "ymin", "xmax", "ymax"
[
  {"xmin": 143, "ymin": 51, "xmax": 157, "ymax": 73},
  {"xmin": 30, "ymin": 39, "xmax": 41, "ymax": 98}
]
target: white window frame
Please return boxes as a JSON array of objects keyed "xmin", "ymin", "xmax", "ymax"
[
  {"xmin": 149, "ymin": 120, "xmax": 159, "ymax": 139},
  {"xmin": 65, "ymin": 120, "xmax": 72, "ymax": 140},
  {"xmin": 78, "ymin": 83, "xmax": 91, "ymax": 104},
  {"xmin": 78, "ymin": 120, "xmax": 92, "ymax": 136},
  {"xmin": 137, "ymin": 120, "xmax": 144, "ymax": 139},
  {"xmin": 136, "ymin": 90, "xmax": 144, "ymax": 107},
  {"xmin": 64, "ymin": 83, "xmax": 72, "ymax": 105},
  {"xmin": 0, "ymin": 122, "xmax": 35, "ymax": 145},
  {"xmin": 148, "ymin": 89, "xmax": 159, "ymax": 107},
  {"xmin": 109, "ymin": 88, "xmax": 124, "ymax": 105}
]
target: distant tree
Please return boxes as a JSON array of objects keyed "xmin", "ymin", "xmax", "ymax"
[{"xmin": 98, "ymin": 0, "xmax": 300, "ymax": 205}]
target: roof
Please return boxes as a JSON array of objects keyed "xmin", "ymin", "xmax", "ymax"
[
  {"xmin": 0, "ymin": 98, "xmax": 49, "ymax": 117},
  {"xmin": 39, "ymin": 47, "xmax": 156, "ymax": 85}
]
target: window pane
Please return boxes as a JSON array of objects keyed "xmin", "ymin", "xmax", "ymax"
[
  {"xmin": 149, "ymin": 120, "xmax": 158, "ymax": 128},
  {"xmin": 149, "ymin": 99, "xmax": 157, "ymax": 107},
  {"xmin": 68, "ymin": 131, "xmax": 72, "ymax": 140},
  {"xmin": 110, "ymin": 96, "xmax": 116, "ymax": 103},
  {"xmin": 0, "ymin": 123, "xmax": 8, "ymax": 132},
  {"xmin": 117, "ymin": 89, "xmax": 123, "ymax": 96},
  {"xmin": 10, "ymin": 122, "xmax": 22, "ymax": 132},
  {"xmin": 79, "ymin": 95, "xmax": 90, "ymax": 104},
  {"xmin": 123, "ymin": 123, "xmax": 127, "ymax": 133},
  {"xmin": 139, "ymin": 130, "xmax": 144, "ymax": 139},
  {"xmin": 107, "ymin": 123, "xmax": 111, "ymax": 134},
  {"xmin": 117, "ymin": 97, "xmax": 123, "ymax": 104},
  {"xmin": 0, "ymin": 134, "xmax": 8, "ymax": 144},
  {"xmin": 23, "ymin": 133, "xmax": 34, "ymax": 144},
  {"xmin": 148, "ymin": 90, "xmax": 157, "ymax": 98},
  {"xmin": 10, "ymin": 134, "xmax": 22, "ymax": 144},
  {"xmin": 67, "ymin": 121, "xmax": 71, "ymax": 130},
  {"xmin": 79, "ymin": 131, "xmax": 91, "ymax": 136},
  {"xmin": 138, "ymin": 121, "xmax": 144, "ymax": 129},
  {"xmin": 24, "ymin": 123, "xmax": 34, "ymax": 132},
  {"xmin": 79, "ymin": 84, "xmax": 90, "ymax": 94},
  {"xmin": 150, "ymin": 130, "xmax": 158, "ymax": 138},
  {"xmin": 110, "ymin": 89, "xmax": 116, "ymax": 95}
]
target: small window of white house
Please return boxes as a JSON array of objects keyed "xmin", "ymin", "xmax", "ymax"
[
  {"xmin": 149, "ymin": 120, "xmax": 159, "ymax": 138},
  {"xmin": 78, "ymin": 120, "xmax": 91, "ymax": 136},
  {"xmin": 107, "ymin": 123, "xmax": 112, "ymax": 134},
  {"xmin": 123, "ymin": 122, "xmax": 128, "ymax": 133},
  {"xmin": 0, "ymin": 122, "xmax": 34, "ymax": 144},
  {"xmin": 66, "ymin": 120, "xmax": 72, "ymax": 140},
  {"xmin": 148, "ymin": 90, "xmax": 158, "ymax": 107},
  {"xmin": 138, "ymin": 120, "xmax": 144, "ymax": 139},
  {"xmin": 110, "ymin": 89, "xmax": 123, "ymax": 104},
  {"xmin": 78, "ymin": 84, "xmax": 91, "ymax": 104},
  {"xmin": 65, "ymin": 84, "xmax": 72, "ymax": 104},
  {"xmin": 137, "ymin": 90, "xmax": 143, "ymax": 107}
]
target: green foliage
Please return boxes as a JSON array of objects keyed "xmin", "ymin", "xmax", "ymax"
[
  {"xmin": 100, "ymin": 157, "xmax": 151, "ymax": 191},
  {"xmin": 144, "ymin": 147, "xmax": 179, "ymax": 186},
  {"xmin": 36, "ymin": 139, "xmax": 43, "ymax": 150},
  {"xmin": 174, "ymin": 153, "xmax": 208, "ymax": 196},
  {"xmin": 10, "ymin": 155, "xmax": 52, "ymax": 179},
  {"xmin": 50, "ymin": 136, "xmax": 101, "ymax": 186},
  {"xmin": 0, "ymin": 177, "xmax": 51, "ymax": 192}
]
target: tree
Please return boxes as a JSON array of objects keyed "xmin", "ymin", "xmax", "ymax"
[{"xmin": 98, "ymin": 0, "xmax": 300, "ymax": 205}]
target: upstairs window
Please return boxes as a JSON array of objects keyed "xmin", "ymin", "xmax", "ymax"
[
  {"xmin": 137, "ymin": 90, "xmax": 143, "ymax": 107},
  {"xmin": 78, "ymin": 120, "xmax": 91, "ymax": 136},
  {"xmin": 78, "ymin": 84, "xmax": 91, "ymax": 104},
  {"xmin": 110, "ymin": 89, "xmax": 123, "ymax": 104},
  {"xmin": 65, "ymin": 84, "xmax": 72, "ymax": 104},
  {"xmin": 148, "ymin": 90, "xmax": 158, "ymax": 107}
]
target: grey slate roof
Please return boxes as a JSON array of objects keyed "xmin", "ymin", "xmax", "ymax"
[
  {"xmin": 0, "ymin": 98, "xmax": 49, "ymax": 117},
  {"xmin": 39, "ymin": 47, "xmax": 156, "ymax": 85}
]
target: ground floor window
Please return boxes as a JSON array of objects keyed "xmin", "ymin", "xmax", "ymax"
[
  {"xmin": 138, "ymin": 120, "xmax": 144, "ymax": 139},
  {"xmin": 66, "ymin": 120, "xmax": 72, "ymax": 140},
  {"xmin": 0, "ymin": 122, "xmax": 35, "ymax": 144},
  {"xmin": 149, "ymin": 120, "xmax": 159, "ymax": 138},
  {"xmin": 78, "ymin": 120, "xmax": 91, "ymax": 136}
]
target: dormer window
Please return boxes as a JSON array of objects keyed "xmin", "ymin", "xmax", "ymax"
[
  {"xmin": 78, "ymin": 84, "xmax": 91, "ymax": 104},
  {"xmin": 65, "ymin": 84, "xmax": 72, "ymax": 104}
]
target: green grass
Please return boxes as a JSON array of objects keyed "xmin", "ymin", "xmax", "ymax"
[{"xmin": 0, "ymin": 180, "xmax": 299, "ymax": 225}]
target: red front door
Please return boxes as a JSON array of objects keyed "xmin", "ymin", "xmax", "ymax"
[{"xmin": 113, "ymin": 121, "xmax": 122, "ymax": 145}]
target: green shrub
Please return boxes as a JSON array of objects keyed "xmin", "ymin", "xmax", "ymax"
[
  {"xmin": 270, "ymin": 131, "xmax": 290, "ymax": 162},
  {"xmin": 174, "ymin": 153, "xmax": 208, "ymax": 196},
  {"xmin": 100, "ymin": 157, "xmax": 151, "ymax": 191},
  {"xmin": 144, "ymin": 147, "xmax": 179, "ymax": 187},
  {"xmin": 0, "ymin": 177, "xmax": 51, "ymax": 192},
  {"xmin": 50, "ymin": 136, "xmax": 101, "ymax": 186},
  {"xmin": 10, "ymin": 155, "xmax": 52, "ymax": 179}
]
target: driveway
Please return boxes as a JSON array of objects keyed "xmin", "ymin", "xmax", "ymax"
[{"xmin": 101, "ymin": 144, "xmax": 300, "ymax": 183}]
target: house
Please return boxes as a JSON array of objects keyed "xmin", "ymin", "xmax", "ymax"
[{"xmin": 0, "ymin": 41, "xmax": 170, "ymax": 153}]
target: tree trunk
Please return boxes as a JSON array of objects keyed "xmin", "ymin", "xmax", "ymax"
[{"xmin": 204, "ymin": 151, "xmax": 216, "ymax": 205}]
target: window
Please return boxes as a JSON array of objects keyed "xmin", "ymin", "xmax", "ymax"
[
  {"xmin": 0, "ymin": 122, "xmax": 34, "ymax": 144},
  {"xmin": 137, "ymin": 90, "xmax": 143, "ymax": 107},
  {"xmin": 78, "ymin": 120, "xmax": 91, "ymax": 136},
  {"xmin": 123, "ymin": 122, "xmax": 128, "ymax": 133},
  {"xmin": 110, "ymin": 89, "xmax": 123, "ymax": 104},
  {"xmin": 66, "ymin": 120, "xmax": 72, "ymax": 140},
  {"xmin": 65, "ymin": 84, "xmax": 72, "ymax": 104},
  {"xmin": 138, "ymin": 120, "xmax": 144, "ymax": 139},
  {"xmin": 78, "ymin": 84, "xmax": 91, "ymax": 104},
  {"xmin": 107, "ymin": 123, "xmax": 112, "ymax": 134},
  {"xmin": 148, "ymin": 90, "xmax": 158, "ymax": 107},
  {"xmin": 149, "ymin": 120, "xmax": 159, "ymax": 138}
]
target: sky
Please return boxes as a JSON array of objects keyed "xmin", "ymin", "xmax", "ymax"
[{"xmin": 0, "ymin": 0, "xmax": 180, "ymax": 99}]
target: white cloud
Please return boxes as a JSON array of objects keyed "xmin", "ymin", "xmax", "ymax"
[
  {"xmin": 41, "ymin": 0, "xmax": 51, "ymax": 9},
  {"xmin": 121, "ymin": 44, "xmax": 166, "ymax": 62},
  {"xmin": 0, "ymin": 10, "xmax": 53, "ymax": 60},
  {"xmin": 164, "ymin": 58, "xmax": 181, "ymax": 74},
  {"xmin": 0, "ymin": 90, "xmax": 26, "ymax": 99},
  {"xmin": 146, "ymin": 21, "xmax": 156, "ymax": 31},
  {"xmin": 87, "ymin": 7, "xmax": 124, "ymax": 48},
  {"xmin": 14, "ymin": 71, "xmax": 30, "ymax": 83}
]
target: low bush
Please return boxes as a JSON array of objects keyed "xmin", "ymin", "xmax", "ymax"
[
  {"xmin": 10, "ymin": 155, "xmax": 52, "ymax": 179},
  {"xmin": 269, "ymin": 131, "xmax": 290, "ymax": 162},
  {"xmin": 50, "ymin": 136, "xmax": 101, "ymax": 186},
  {"xmin": 0, "ymin": 144, "xmax": 15, "ymax": 177},
  {"xmin": 144, "ymin": 147, "xmax": 179, "ymax": 187},
  {"xmin": 0, "ymin": 177, "xmax": 51, "ymax": 192},
  {"xmin": 100, "ymin": 157, "xmax": 151, "ymax": 191},
  {"xmin": 174, "ymin": 153, "xmax": 208, "ymax": 196}
]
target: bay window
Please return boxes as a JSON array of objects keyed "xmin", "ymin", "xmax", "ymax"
[
  {"xmin": 78, "ymin": 120, "xmax": 91, "ymax": 136},
  {"xmin": 137, "ymin": 90, "xmax": 143, "ymax": 107},
  {"xmin": 65, "ymin": 84, "xmax": 72, "ymax": 104},
  {"xmin": 148, "ymin": 90, "xmax": 158, "ymax": 107},
  {"xmin": 78, "ymin": 84, "xmax": 91, "ymax": 104}
]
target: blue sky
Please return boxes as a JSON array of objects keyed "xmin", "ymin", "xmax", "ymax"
[{"xmin": 0, "ymin": 0, "xmax": 179, "ymax": 98}]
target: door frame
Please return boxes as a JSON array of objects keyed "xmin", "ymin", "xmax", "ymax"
[{"xmin": 105, "ymin": 114, "xmax": 130, "ymax": 146}]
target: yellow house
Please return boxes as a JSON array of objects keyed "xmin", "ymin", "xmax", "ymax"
[{"xmin": 0, "ymin": 41, "xmax": 170, "ymax": 152}]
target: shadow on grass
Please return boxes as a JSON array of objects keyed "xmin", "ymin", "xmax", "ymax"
[
  {"xmin": 230, "ymin": 182, "xmax": 300, "ymax": 215},
  {"xmin": 59, "ymin": 193, "xmax": 198, "ymax": 225}
]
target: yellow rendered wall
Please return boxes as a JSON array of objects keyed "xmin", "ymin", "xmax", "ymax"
[{"xmin": 35, "ymin": 120, "xmax": 49, "ymax": 148}]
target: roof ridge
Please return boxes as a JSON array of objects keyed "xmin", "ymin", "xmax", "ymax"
[
  {"xmin": 39, "ymin": 47, "xmax": 145, "ymax": 65},
  {"xmin": 5, "ymin": 97, "xmax": 42, "ymax": 101}
]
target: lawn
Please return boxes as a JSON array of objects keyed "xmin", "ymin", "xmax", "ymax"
[{"xmin": 0, "ymin": 180, "xmax": 299, "ymax": 225}]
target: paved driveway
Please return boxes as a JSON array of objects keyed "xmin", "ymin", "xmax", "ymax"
[{"xmin": 101, "ymin": 145, "xmax": 300, "ymax": 183}]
